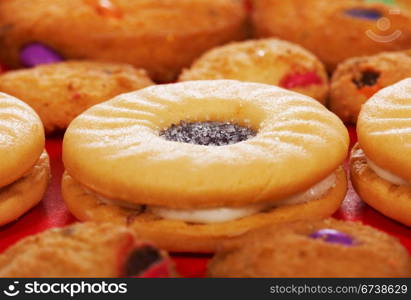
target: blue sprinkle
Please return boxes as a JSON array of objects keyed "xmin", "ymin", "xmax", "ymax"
[{"xmin": 345, "ymin": 8, "xmax": 383, "ymax": 20}]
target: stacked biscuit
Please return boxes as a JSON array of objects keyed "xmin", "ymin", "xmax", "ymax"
[{"xmin": 0, "ymin": 0, "xmax": 410, "ymax": 278}]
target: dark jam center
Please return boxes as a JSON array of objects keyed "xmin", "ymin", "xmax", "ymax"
[
  {"xmin": 124, "ymin": 246, "xmax": 162, "ymax": 277},
  {"xmin": 160, "ymin": 121, "xmax": 256, "ymax": 146},
  {"xmin": 352, "ymin": 70, "xmax": 380, "ymax": 88}
]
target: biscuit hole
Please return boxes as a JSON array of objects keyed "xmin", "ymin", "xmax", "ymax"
[
  {"xmin": 352, "ymin": 70, "xmax": 380, "ymax": 88},
  {"xmin": 124, "ymin": 245, "xmax": 161, "ymax": 277},
  {"xmin": 160, "ymin": 121, "xmax": 256, "ymax": 146}
]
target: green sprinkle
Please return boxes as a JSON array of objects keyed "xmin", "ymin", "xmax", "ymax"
[{"xmin": 365, "ymin": 0, "xmax": 397, "ymax": 6}]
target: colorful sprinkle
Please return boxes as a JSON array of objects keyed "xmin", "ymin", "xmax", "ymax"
[
  {"xmin": 345, "ymin": 8, "xmax": 383, "ymax": 20},
  {"xmin": 309, "ymin": 229, "xmax": 354, "ymax": 246},
  {"xmin": 20, "ymin": 43, "xmax": 63, "ymax": 68},
  {"xmin": 358, "ymin": 84, "xmax": 382, "ymax": 98},
  {"xmin": 280, "ymin": 71, "xmax": 323, "ymax": 89},
  {"xmin": 365, "ymin": 0, "xmax": 397, "ymax": 6},
  {"xmin": 352, "ymin": 70, "xmax": 380, "ymax": 88}
]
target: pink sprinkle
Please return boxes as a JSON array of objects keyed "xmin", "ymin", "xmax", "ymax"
[{"xmin": 280, "ymin": 71, "xmax": 323, "ymax": 89}]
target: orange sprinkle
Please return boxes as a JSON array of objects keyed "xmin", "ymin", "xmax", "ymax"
[
  {"xmin": 85, "ymin": 0, "xmax": 123, "ymax": 18},
  {"xmin": 358, "ymin": 84, "xmax": 381, "ymax": 99}
]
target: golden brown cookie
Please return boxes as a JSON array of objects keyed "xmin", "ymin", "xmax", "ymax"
[
  {"xmin": 0, "ymin": 222, "xmax": 175, "ymax": 277},
  {"xmin": 252, "ymin": 0, "xmax": 411, "ymax": 71},
  {"xmin": 351, "ymin": 144, "xmax": 411, "ymax": 226},
  {"xmin": 352, "ymin": 79, "xmax": 411, "ymax": 226},
  {"xmin": 0, "ymin": 151, "xmax": 50, "ymax": 226},
  {"xmin": 357, "ymin": 78, "xmax": 411, "ymax": 182},
  {"xmin": 0, "ymin": 93, "xmax": 49, "ymax": 226},
  {"xmin": 179, "ymin": 39, "xmax": 329, "ymax": 103},
  {"xmin": 62, "ymin": 167, "xmax": 347, "ymax": 253},
  {"xmin": 330, "ymin": 51, "xmax": 411, "ymax": 124},
  {"xmin": 0, "ymin": 61, "xmax": 154, "ymax": 134},
  {"xmin": 208, "ymin": 218, "xmax": 411, "ymax": 277},
  {"xmin": 62, "ymin": 80, "xmax": 349, "ymax": 252},
  {"xmin": 0, "ymin": 0, "xmax": 248, "ymax": 82}
]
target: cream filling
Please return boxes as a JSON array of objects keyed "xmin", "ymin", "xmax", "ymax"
[
  {"xmin": 149, "ymin": 172, "xmax": 337, "ymax": 224},
  {"xmin": 84, "ymin": 171, "xmax": 337, "ymax": 224},
  {"xmin": 0, "ymin": 152, "xmax": 45, "ymax": 192},
  {"xmin": 87, "ymin": 190, "xmax": 143, "ymax": 210},
  {"xmin": 366, "ymin": 158, "xmax": 411, "ymax": 186}
]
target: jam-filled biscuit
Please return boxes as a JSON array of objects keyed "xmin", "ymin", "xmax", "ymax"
[
  {"xmin": 208, "ymin": 219, "xmax": 411, "ymax": 277},
  {"xmin": 352, "ymin": 78, "xmax": 411, "ymax": 226},
  {"xmin": 252, "ymin": 0, "xmax": 411, "ymax": 71},
  {"xmin": 179, "ymin": 39, "xmax": 329, "ymax": 104},
  {"xmin": 0, "ymin": 222, "xmax": 175, "ymax": 277},
  {"xmin": 0, "ymin": 93, "xmax": 49, "ymax": 226},
  {"xmin": 0, "ymin": 61, "xmax": 154, "ymax": 134},
  {"xmin": 62, "ymin": 80, "xmax": 349, "ymax": 253},
  {"xmin": 330, "ymin": 51, "xmax": 411, "ymax": 124},
  {"xmin": 0, "ymin": 0, "xmax": 248, "ymax": 82}
]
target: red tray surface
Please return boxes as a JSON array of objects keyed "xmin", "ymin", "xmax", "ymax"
[{"xmin": 0, "ymin": 127, "xmax": 410, "ymax": 277}]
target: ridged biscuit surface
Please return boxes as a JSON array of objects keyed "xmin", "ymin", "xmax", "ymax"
[
  {"xmin": 63, "ymin": 80, "xmax": 348, "ymax": 208},
  {"xmin": 358, "ymin": 78, "xmax": 411, "ymax": 181},
  {"xmin": 0, "ymin": 93, "xmax": 44, "ymax": 187}
]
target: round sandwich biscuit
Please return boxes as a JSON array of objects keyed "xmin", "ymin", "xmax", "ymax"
[
  {"xmin": 0, "ymin": 0, "xmax": 248, "ymax": 82},
  {"xmin": 352, "ymin": 78, "xmax": 411, "ymax": 226},
  {"xmin": 0, "ymin": 93, "xmax": 49, "ymax": 226},
  {"xmin": 0, "ymin": 222, "xmax": 175, "ymax": 277},
  {"xmin": 208, "ymin": 218, "xmax": 411, "ymax": 277},
  {"xmin": 330, "ymin": 51, "xmax": 411, "ymax": 124},
  {"xmin": 0, "ymin": 61, "xmax": 154, "ymax": 134},
  {"xmin": 179, "ymin": 38, "xmax": 329, "ymax": 104},
  {"xmin": 62, "ymin": 80, "xmax": 349, "ymax": 253},
  {"xmin": 251, "ymin": 0, "xmax": 411, "ymax": 72}
]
